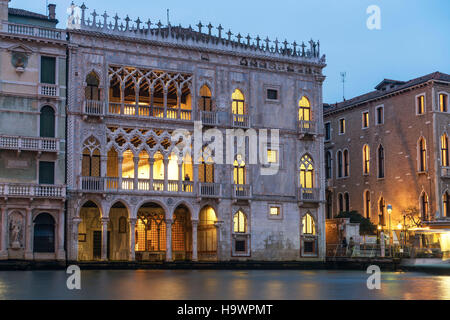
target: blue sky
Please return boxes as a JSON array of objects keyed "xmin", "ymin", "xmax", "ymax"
[{"xmin": 10, "ymin": 0, "xmax": 450, "ymax": 103}]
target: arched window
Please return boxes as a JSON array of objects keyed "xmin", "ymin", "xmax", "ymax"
[
  {"xmin": 299, "ymin": 155, "xmax": 314, "ymax": 189},
  {"xmin": 233, "ymin": 154, "xmax": 246, "ymax": 185},
  {"xmin": 40, "ymin": 106, "xmax": 55, "ymax": 138},
  {"xmin": 298, "ymin": 96, "xmax": 311, "ymax": 122},
  {"xmin": 343, "ymin": 149, "xmax": 350, "ymax": 177},
  {"xmin": 232, "ymin": 89, "xmax": 245, "ymax": 115},
  {"xmin": 421, "ymin": 192, "xmax": 429, "ymax": 220},
  {"xmin": 439, "ymin": 93, "xmax": 448, "ymax": 112},
  {"xmin": 364, "ymin": 190, "xmax": 371, "ymax": 219},
  {"xmin": 326, "ymin": 191, "xmax": 333, "ymax": 219},
  {"xmin": 302, "ymin": 213, "xmax": 316, "ymax": 235},
  {"xmin": 82, "ymin": 137, "xmax": 101, "ymax": 177},
  {"xmin": 199, "ymin": 85, "xmax": 212, "ymax": 112},
  {"xmin": 325, "ymin": 151, "xmax": 332, "ymax": 179},
  {"xmin": 379, "ymin": 197, "xmax": 386, "ymax": 226},
  {"xmin": 338, "ymin": 193, "xmax": 344, "ymax": 213},
  {"xmin": 443, "ymin": 192, "xmax": 450, "ymax": 218},
  {"xmin": 378, "ymin": 145, "xmax": 385, "ymax": 178},
  {"xmin": 85, "ymin": 71, "xmax": 100, "ymax": 100},
  {"xmin": 233, "ymin": 210, "xmax": 247, "ymax": 233},
  {"xmin": 337, "ymin": 151, "xmax": 343, "ymax": 178},
  {"xmin": 363, "ymin": 145, "xmax": 370, "ymax": 175},
  {"xmin": 418, "ymin": 137, "xmax": 427, "ymax": 172},
  {"xmin": 344, "ymin": 192, "xmax": 350, "ymax": 212},
  {"xmin": 441, "ymin": 134, "xmax": 449, "ymax": 167},
  {"xmin": 199, "ymin": 152, "xmax": 214, "ymax": 183},
  {"xmin": 33, "ymin": 213, "xmax": 55, "ymax": 253}
]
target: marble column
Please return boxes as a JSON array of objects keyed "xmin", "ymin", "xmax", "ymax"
[
  {"xmin": 24, "ymin": 207, "xmax": 33, "ymax": 260},
  {"xmin": 133, "ymin": 156, "xmax": 139, "ymax": 190},
  {"xmin": 163, "ymin": 158, "xmax": 169, "ymax": 191},
  {"xmin": 148, "ymin": 158, "xmax": 154, "ymax": 191},
  {"xmin": 0, "ymin": 206, "xmax": 7, "ymax": 259},
  {"xmin": 101, "ymin": 217, "xmax": 109, "ymax": 261},
  {"xmin": 100, "ymin": 155, "xmax": 108, "ymax": 178},
  {"xmin": 165, "ymin": 219, "xmax": 173, "ymax": 262},
  {"xmin": 129, "ymin": 218, "xmax": 136, "ymax": 261},
  {"xmin": 118, "ymin": 156, "xmax": 123, "ymax": 190},
  {"xmin": 71, "ymin": 217, "xmax": 82, "ymax": 261},
  {"xmin": 178, "ymin": 161, "xmax": 183, "ymax": 192},
  {"xmin": 56, "ymin": 210, "xmax": 65, "ymax": 260},
  {"xmin": 192, "ymin": 220, "xmax": 198, "ymax": 261}
]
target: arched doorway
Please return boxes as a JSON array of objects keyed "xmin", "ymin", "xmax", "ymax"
[
  {"xmin": 135, "ymin": 202, "xmax": 166, "ymax": 261},
  {"xmin": 108, "ymin": 202, "xmax": 129, "ymax": 261},
  {"xmin": 198, "ymin": 206, "xmax": 218, "ymax": 261},
  {"xmin": 78, "ymin": 201, "xmax": 102, "ymax": 261},
  {"xmin": 33, "ymin": 213, "xmax": 55, "ymax": 253},
  {"xmin": 172, "ymin": 205, "xmax": 192, "ymax": 261}
]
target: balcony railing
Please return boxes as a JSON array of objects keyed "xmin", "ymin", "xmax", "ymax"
[
  {"xmin": 298, "ymin": 188, "xmax": 321, "ymax": 202},
  {"xmin": 232, "ymin": 114, "xmax": 250, "ymax": 128},
  {"xmin": 5, "ymin": 22, "xmax": 66, "ymax": 40},
  {"xmin": 232, "ymin": 184, "xmax": 252, "ymax": 199},
  {"xmin": 38, "ymin": 84, "xmax": 58, "ymax": 97},
  {"xmin": 200, "ymin": 111, "xmax": 218, "ymax": 126},
  {"xmin": 0, "ymin": 135, "xmax": 58, "ymax": 152},
  {"xmin": 83, "ymin": 100, "xmax": 105, "ymax": 116},
  {"xmin": 198, "ymin": 183, "xmax": 222, "ymax": 198},
  {"xmin": 0, "ymin": 183, "xmax": 65, "ymax": 198},
  {"xmin": 298, "ymin": 120, "xmax": 317, "ymax": 135},
  {"xmin": 442, "ymin": 167, "xmax": 450, "ymax": 178},
  {"xmin": 106, "ymin": 102, "xmax": 192, "ymax": 121}
]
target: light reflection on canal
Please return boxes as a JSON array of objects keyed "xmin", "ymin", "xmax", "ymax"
[{"xmin": 0, "ymin": 270, "xmax": 448, "ymax": 300}]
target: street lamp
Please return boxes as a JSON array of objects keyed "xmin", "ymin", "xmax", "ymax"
[{"xmin": 387, "ymin": 204, "xmax": 393, "ymax": 256}]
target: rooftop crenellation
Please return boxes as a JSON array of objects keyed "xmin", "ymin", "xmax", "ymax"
[{"xmin": 68, "ymin": 2, "xmax": 326, "ymax": 64}]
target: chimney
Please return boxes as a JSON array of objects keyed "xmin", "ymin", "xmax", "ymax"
[
  {"xmin": 48, "ymin": 3, "xmax": 56, "ymax": 20},
  {"xmin": 0, "ymin": 0, "xmax": 10, "ymax": 22}
]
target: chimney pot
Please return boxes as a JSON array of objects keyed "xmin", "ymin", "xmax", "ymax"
[{"xmin": 48, "ymin": 3, "xmax": 56, "ymax": 20}]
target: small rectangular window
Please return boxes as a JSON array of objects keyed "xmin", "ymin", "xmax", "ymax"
[
  {"xmin": 440, "ymin": 94, "xmax": 448, "ymax": 112},
  {"xmin": 235, "ymin": 240, "xmax": 246, "ymax": 252},
  {"xmin": 270, "ymin": 207, "xmax": 280, "ymax": 216},
  {"xmin": 267, "ymin": 89, "xmax": 278, "ymax": 101},
  {"xmin": 417, "ymin": 95, "xmax": 425, "ymax": 115},
  {"xmin": 376, "ymin": 106, "xmax": 384, "ymax": 124},
  {"xmin": 267, "ymin": 149, "xmax": 278, "ymax": 164},
  {"xmin": 39, "ymin": 161, "xmax": 55, "ymax": 185},
  {"xmin": 325, "ymin": 122, "xmax": 331, "ymax": 141},
  {"xmin": 303, "ymin": 240, "xmax": 315, "ymax": 254},
  {"xmin": 40, "ymin": 56, "xmax": 56, "ymax": 84},
  {"xmin": 362, "ymin": 112, "xmax": 369, "ymax": 128},
  {"xmin": 339, "ymin": 118, "xmax": 346, "ymax": 134}
]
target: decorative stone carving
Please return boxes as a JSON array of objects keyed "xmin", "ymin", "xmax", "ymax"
[
  {"xmin": 9, "ymin": 212, "xmax": 24, "ymax": 249},
  {"xmin": 11, "ymin": 52, "xmax": 28, "ymax": 73}
]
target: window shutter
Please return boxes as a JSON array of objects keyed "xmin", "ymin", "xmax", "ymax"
[
  {"xmin": 40, "ymin": 106, "xmax": 55, "ymax": 138},
  {"xmin": 39, "ymin": 162, "xmax": 55, "ymax": 185},
  {"xmin": 41, "ymin": 56, "xmax": 56, "ymax": 84}
]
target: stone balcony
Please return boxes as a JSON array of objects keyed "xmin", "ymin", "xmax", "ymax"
[
  {"xmin": 231, "ymin": 114, "xmax": 250, "ymax": 129},
  {"xmin": 199, "ymin": 111, "xmax": 219, "ymax": 126},
  {"xmin": 0, "ymin": 183, "xmax": 66, "ymax": 199},
  {"xmin": 298, "ymin": 120, "xmax": 318, "ymax": 138},
  {"xmin": 3, "ymin": 22, "xmax": 66, "ymax": 41},
  {"xmin": 0, "ymin": 135, "xmax": 59, "ymax": 153},
  {"xmin": 38, "ymin": 84, "xmax": 59, "ymax": 98},
  {"xmin": 298, "ymin": 187, "xmax": 321, "ymax": 203},
  {"xmin": 441, "ymin": 167, "xmax": 450, "ymax": 178},
  {"xmin": 198, "ymin": 183, "xmax": 222, "ymax": 198},
  {"xmin": 83, "ymin": 100, "xmax": 105, "ymax": 116},
  {"xmin": 232, "ymin": 184, "xmax": 252, "ymax": 200},
  {"xmin": 107, "ymin": 102, "xmax": 192, "ymax": 121}
]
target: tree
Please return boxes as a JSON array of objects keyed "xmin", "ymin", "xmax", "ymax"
[
  {"xmin": 336, "ymin": 211, "xmax": 377, "ymax": 235},
  {"xmin": 401, "ymin": 207, "xmax": 422, "ymax": 228}
]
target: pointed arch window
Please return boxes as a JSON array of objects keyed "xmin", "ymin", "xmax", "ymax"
[
  {"xmin": 233, "ymin": 155, "xmax": 246, "ymax": 185},
  {"xmin": 337, "ymin": 151, "xmax": 343, "ymax": 178},
  {"xmin": 338, "ymin": 193, "xmax": 344, "ymax": 213},
  {"xmin": 199, "ymin": 85, "xmax": 212, "ymax": 112},
  {"xmin": 299, "ymin": 155, "xmax": 314, "ymax": 189},
  {"xmin": 344, "ymin": 192, "xmax": 350, "ymax": 212},
  {"xmin": 363, "ymin": 145, "xmax": 370, "ymax": 175},
  {"xmin": 443, "ymin": 192, "xmax": 449, "ymax": 218},
  {"xmin": 85, "ymin": 72, "xmax": 101, "ymax": 100},
  {"xmin": 302, "ymin": 213, "xmax": 316, "ymax": 235},
  {"xmin": 325, "ymin": 151, "xmax": 332, "ymax": 179},
  {"xmin": 233, "ymin": 210, "xmax": 247, "ymax": 233},
  {"xmin": 326, "ymin": 191, "xmax": 333, "ymax": 219},
  {"xmin": 378, "ymin": 145, "xmax": 385, "ymax": 178},
  {"xmin": 441, "ymin": 134, "xmax": 449, "ymax": 167},
  {"xmin": 418, "ymin": 137, "xmax": 427, "ymax": 172},
  {"xmin": 343, "ymin": 149, "xmax": 350, "ymax": 177},
  {"xmin": 199, "ymin": 153, "xmax": 215, "ymax": 183},
  {"xmin": 232, "ymin": 89, "xmax": 245, "ymax": 115},
  {"xmin": 298, "ymin": 96, "xmax": 311, "ymax": 122},
  {"xmin": 379, "ymin": 197, "xmax": 386, "ymax": 226},
  {"xmin": 40, "ymin": 106, "xmax": 55, "ymax": 138}
]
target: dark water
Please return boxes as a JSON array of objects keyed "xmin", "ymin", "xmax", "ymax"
[{"xmin": 0, "ymin": 270, "xmax": 448, "ymax": 300}]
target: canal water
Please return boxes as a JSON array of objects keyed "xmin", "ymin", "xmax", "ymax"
[{"xmin": 0, "ymin": 270, "xmax": 448, "ymax": 300}]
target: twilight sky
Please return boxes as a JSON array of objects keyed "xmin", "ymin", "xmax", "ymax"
[{"xmin": 10, "ymin": 0, "xmax": 450, "ymax": 103}]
